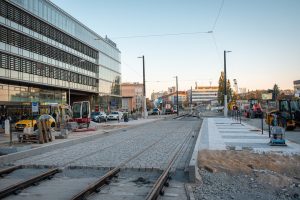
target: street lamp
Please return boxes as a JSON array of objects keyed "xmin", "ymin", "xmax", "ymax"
[
  {"xmin": 174, "ymin": 76, "xmax": 179, "ymax": 116},
  {"xmin": 137, "ymin": 55, "xmax": 148, "ymax": 118},
  {"xmin": 69, "ymin": 59, "xmax": 85, "ymax": 106},
  {"xmin": 224, "ymin": 50, "xmax": 231, "ymax": 117}
]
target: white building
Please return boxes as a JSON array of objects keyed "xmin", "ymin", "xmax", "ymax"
[
  {"xmin": 294, "ymin": 80, "xmax": 300, "ymax": 97},
  {"xmin": 189, "ymin": 86, "xmax": 218, "ymax": 105}
]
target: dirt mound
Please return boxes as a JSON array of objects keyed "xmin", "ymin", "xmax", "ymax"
[
  {"xmin": 194, "ymin": 150, "xmax": 300, "ymax": 200},
  {"xmin": 198, "ymin": 150, "xmax": 300, "ymax": 178}
]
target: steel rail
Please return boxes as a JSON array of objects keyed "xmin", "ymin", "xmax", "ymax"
[
  {"xmin": 0, "ymin": 168, "xmax": 60, "ymax": 199},
  {"xmin": 71, "ymin": 134, "xmax": 168, "ymax": 200},
  {"xmin": 145, "ymin": 129, "xmax": 193, "ymax": 200},
  {"xmin": 0, "ymin": 165, "xmax": 22, "ymax": 176},
  {"xmin": 70, "ymin": 167, "xmax": 120, "ymax": 200}
]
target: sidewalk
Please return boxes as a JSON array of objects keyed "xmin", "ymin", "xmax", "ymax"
[{"xmin": 201, "ymin": 117, "xmax": 300, "ymax": 154}]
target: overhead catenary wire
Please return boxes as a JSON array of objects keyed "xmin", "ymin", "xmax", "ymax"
[
  {"xmin": 210, "ymin": 32, "xmax": 222, "ymax": 66},
  {"xmin": 109, "ymin": 0, "xmax": 225, "ymax": 40},
  {"xmin": 114, "ymin": 1, "xmax": 226, "ymax": 91},
  {"xmin": 211, "ymin": 0, "xmax": 225, "ymax": 31},
  {"xmin": 111, "ymin": 31, "xmax": 212, "ymax": 39},
  {"xmin": 122, "ymin": 61, "xmax": 142, "ymax": 77},
  {"xmin": 145, "ymin": 78, "xmax": 215, "ymax": 83}
]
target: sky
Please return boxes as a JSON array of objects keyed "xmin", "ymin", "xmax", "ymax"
[{"xmin": 51, "ymin": 0, "xmax": 300, "ymax": 98}]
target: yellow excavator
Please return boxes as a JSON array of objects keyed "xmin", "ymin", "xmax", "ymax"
[{"xmin": 265, "ymin": 99, "xmax": 299, "ymax": 130}]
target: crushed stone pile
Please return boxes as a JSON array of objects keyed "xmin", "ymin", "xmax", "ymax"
[{"xmin": 192, "ymin": 150, "xmax": 300, "ymax": 200}]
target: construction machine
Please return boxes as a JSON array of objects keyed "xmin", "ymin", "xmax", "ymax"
[
  {"xmin": 49, "ymin": 104, "xmax": 72, "ymax": 129},
  {"xmin": 290, "ymin": 99, "xmax": 300, "ymax": 126},
  {"xmin": 244, "ymin": 99, "xmax": 263, "ymax": 118},
  {"xmin": 72, "ymin": 101, "xmax": 91, "ymax": 128},
  {"xmin": 228, "ymin": 100, "xmax": 237, "ymax": 111},
  {"xmin": 265, "ymin": 99, "xmax": 297, "ymax": 130}
]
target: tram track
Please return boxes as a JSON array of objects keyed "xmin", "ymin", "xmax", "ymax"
[
  {"xmin": 70, "ymin": 128, "xmax": 193, "ymax": 200},
  {"xmin": 146, "ymin": 127, "xmax": 193, "ymax": 199},
  {"xmin": 0, "ymin": 167, "xmax": 60, "ymax": 199},
  {"xmin": 0, "ymin": 118, "xmax": 200, "ymax": 199},
  {"xmin": 12, "ymin": 122, "xmax": 160, "ymax": 168},
  {"xmin": 0, "ymin": 133, "xmax": 165, "ymax": 199}
]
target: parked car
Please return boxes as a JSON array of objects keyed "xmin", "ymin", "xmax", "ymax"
[
  {"xmin": 151, "ymin": 108, "xmax": 160, "ymax": 115},
  {"xmin": 107, "ymin": 111, "xmax": 123, "ymax": 120},
  {"xmin": 91, "ymin": 111, "xmax": 107, "ymax": 123},
  {"xmin": 15, "ymin": 115, "xmax": 56, "ymax": 131}
]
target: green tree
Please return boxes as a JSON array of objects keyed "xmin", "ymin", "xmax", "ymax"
[
  {"xmin": 218, "ymin": 72, "xmax": 225, "ymax": 105},
  {"xmin": 218, "ymin": 71, "xmax": 232, "ymax": 105},
  {"xmin": 227, "ymin": 79, "xmax": 232, "ymax": 102},
  {"xmin": 273, "ymin": 84, "xmax": 280, "ymax": 101}
]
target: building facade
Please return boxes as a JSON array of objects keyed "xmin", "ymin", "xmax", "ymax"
[
  {"xmin": 0, "ymin": 0, "xmax": 121, "ymax": 115},
  {"xmin": 151, "ymin": 91, "xmax": 167, "ymax": 101},
  {"xmin": 162, "ymin": 91, "xmax": 186, "ymax": 109},
  {"xmin": 189, "ymin": 86, "xmax": 218, "ymax": 105},
  {"xmin": 121, "ymin": 82, "xmax": 143, "ymax": 113},
  {"xmin": 294, "ymin": 80, "xmax": 300, "ymax": 97}
]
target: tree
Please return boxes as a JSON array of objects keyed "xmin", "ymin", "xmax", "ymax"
[
  {"xmin": 146, "ymin": 98, "xmax": 153, "ymax": 110},
  {"xmin": 218, "ymin": 72, "xmax": 225, "ymax": 105},
  {"xmin": 218, "ymin": 71, "xmax": 233, "ymax": 105},
  {"xmin": 227, "ymin": 79, "xmax": 232, "ymax": 101},
  {"xmin": 232, "ymin": 91, "xmax": 238, "ymax": 101},
  {"xmin": 273, "ymin": 84, "xmax": 280, "ymax": 101}
]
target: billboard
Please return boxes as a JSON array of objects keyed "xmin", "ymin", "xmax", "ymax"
[{"xmin": 262, "ymin": 93, "xmax": 272, "ymax": 100}]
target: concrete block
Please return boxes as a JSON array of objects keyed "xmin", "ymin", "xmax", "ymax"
[
  {"xmin": 188, "ymin": 118, "xmax": 208, "ymax": 182},
  {"xmin": 60, "ymin": 128, "xmax": 69, "ymax": 136},
  {"xmin": 23, "ymin": 127, "xmax": 34, "ymax": 134}
]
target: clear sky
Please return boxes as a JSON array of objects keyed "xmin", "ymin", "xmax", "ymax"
[{"xmin": 51, "ymin": 0, "xmax": 300, "ymax": 97}]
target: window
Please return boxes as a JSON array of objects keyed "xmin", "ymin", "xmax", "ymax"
[
  {"xmin": 0, "ymin": 25, "xmax": 98, "ymax": 73},
  {"xmin": 0, "ymin": 0, "xmax": 98, "ymax": 59}
]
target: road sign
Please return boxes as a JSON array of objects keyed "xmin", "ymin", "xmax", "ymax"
[{"xmin": 32, "ymin": 102, "xmax": 39, "ymax": 113}]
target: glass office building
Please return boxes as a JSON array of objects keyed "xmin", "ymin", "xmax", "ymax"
[{"xmin": 0, "ymin": 0, "xmax": 121, "ymax": 115}]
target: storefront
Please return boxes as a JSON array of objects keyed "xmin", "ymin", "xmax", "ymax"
[{"xmin": 0, "ymin": 82, "xmax": 67, "ymax": 120}]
